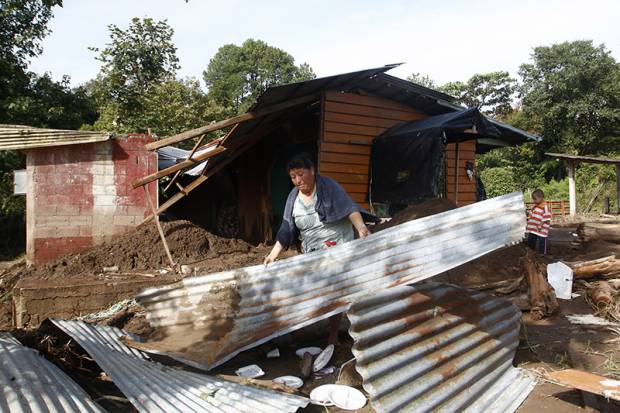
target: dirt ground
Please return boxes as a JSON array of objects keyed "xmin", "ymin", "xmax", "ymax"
[{"xmin": 2, "ymin": 211, "xmax": 620, "ymax": 412}]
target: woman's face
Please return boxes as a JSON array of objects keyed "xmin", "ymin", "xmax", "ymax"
[{"xmin": 289, "ymin": 167, "xmax": 316, "ymax": 194}]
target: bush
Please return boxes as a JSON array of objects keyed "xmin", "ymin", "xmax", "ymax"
[{"xmin": 479, "ymin": 167, "xmax": 519, "ymax": 198}]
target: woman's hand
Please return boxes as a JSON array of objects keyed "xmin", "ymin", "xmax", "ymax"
[
  {"xmin": 357, "ymin": 225, "xmax": 370, "ymax": 239},
  {"xmin": 264, "ymin": 241, "xmax": 284, "ymax": 266}
]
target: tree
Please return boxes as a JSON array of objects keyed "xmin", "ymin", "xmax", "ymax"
[
  {"xmin": 406, "ymin": 72, "xmax": 437, "ymax": 89},
  {"xmin": 440, "ymin": 72, "xmax": 517, "ymax": 117},
  {"xmin": 203, "ymin": 39, "xmax": 316, "ymax": 113},
  {"xmin": 518, "ymin": 40, "xmax": 620, "ymax": 154},
  {"xmin": 91, "ymin": 17, "xmax": 180, "ymax": 118},
  {"xmin": 0, "ymin": 0, "xmax": 62, "ymax": 122},
  {"xmin": 93, "ymin": 78, "xmax": 229, "ymax": 139}
]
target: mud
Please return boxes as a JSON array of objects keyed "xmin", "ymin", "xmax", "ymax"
[{"xmin": 372, "ymin": 198, "xmax": 457, "ymax": 232}]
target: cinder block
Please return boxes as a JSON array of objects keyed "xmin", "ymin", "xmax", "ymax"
[
  {"xmin": 113, "ymin": 215, "xmax": 136, "ymax": 226},
  {"xmin": 103, "ymin": 185, "xmax": 117, "ymax": 195},
  {"xmin": 94, "ymin": 195, "xmax": 116, "ymax": 206},
  {"xmin": 56, "ymin": 204, "xmax": 80, "ymax": 216},
  {"xmin": 70, "ymin": 216, "xmax": 92, "ymax": 226},
  {"xmin": 90, "ymin": 164, "xmax": 105, "ymax": 175},
  {"xmin": 93, "ymin": 205, "xmax": 116, "ymax": 215},
  {"xmin": 103, "ymin": 165, "xmax": 115, "ymax": 175},
  {"xmin": 57, "ymin": 227, "xmax": 81, "ymax": 237},
  {"xmin": 92, "ymin": 185, "xmax": 106, "ymax": 195}
]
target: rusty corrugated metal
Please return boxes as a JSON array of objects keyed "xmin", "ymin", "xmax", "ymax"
[
  {"xmin": 133, "ymin": 192, "xmax": 526, "ymax": 369},
  {"xmin": 0, "ymin": 125, "xmax": 110, "ymax": 150},
  {"xmin": 51, "ymin": 319, "xmax": 309, "ymax": 413},
  {"xmin": 348, "ymin": 282, "xmax": 536, "ymax": 413},
  {"xmin": 0, "ymin": 332, "xmax": 103, "ymax": 412}
]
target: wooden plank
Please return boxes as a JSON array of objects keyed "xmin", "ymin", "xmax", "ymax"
[
  {"xmin": 133, "ymin": 146, "xmax": 226, "ymax": 188},
  {"xmin": 323, "ymin": 132, "xmax": 374, "ymax": 145},
  {"xmin": 446, "ymin": 151, "xmax": 476, "ymax": 160},
  {"xmin": 320, "ymin": 152, "xmax": 369, "ymax": 165},
  {"xmin": 447, "ymin": 141, "xmax": 477, "ymax": 151},
  {"xmin": 324, "ymin": 111, "xmax": 408, "ymax": 128},
  {"xmin": 341, "ymin": 183, "xmax": 368, "ymax": 193},
  {"xmin": 321, "ymin": 162, "xmax": 369, "ymax": 175},
  {"xmin": 321, "ymin": 171, "xmax": 369, "ymax": 184},
  {"xmin": 324, "ymin": 121, "xmax": 386, "ymax": 137},
  {"xmin": 320, "ymin": 142, "xmax": 371, "ymax": 155},
  {"xmin": 447, "ymin": 192, "xmax": 477, "ymax": 202},
  {"xmin": 145, "ymin": 94, "xmax": 318, "ymax": 150},
  {"xmin": 546, "ymin": 369, "xmax": 620, "ymax": 401},
  {"xmin": 350, "ymin": 192, "xmax": 367, "ymax": 203},
  {"xmin": 360, "ymin": 202, "xmax": 370, "ymax": 210},
  {"xmin": 324, "ymin": 101, "xmax": 423, "ymax": 122},
  {"xmin": 325, "ymin": 90, "xmax": 424, "ymax": 113}
]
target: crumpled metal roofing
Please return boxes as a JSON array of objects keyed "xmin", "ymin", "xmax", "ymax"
[
  {"xmin": 133, "ymin": 192, "xmax": 526, "ymax": 369},
  {"xmin": 348, "ymin": 282, "xmax": 536, "ymax": 413},
  {"xmin": 0, "ymin": 124, "xmax": 110, "ymax": 150},
  {"xmin": 51, "ymin": 319, "xmax": 309, "ymax": 413},
  {"xmin": 0, "ymin": 332, "xmax": 103, "ymax": 412}
]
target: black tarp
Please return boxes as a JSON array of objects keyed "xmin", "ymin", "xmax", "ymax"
[{"xmin": 370, "ymin": 108, "xmax": 515, "ymax": 204}]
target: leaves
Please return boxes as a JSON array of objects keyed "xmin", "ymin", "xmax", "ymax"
[
  {"xmin": 440, "ymin": 72, "xmax": 517, "ymax": 117},
  {"xmin": 406, "ymin": 73, "xmax": 437, "ymax": 89},
  {"xmin": 203, "ymin": 39, "xmax": 316, "ymax": 114}
]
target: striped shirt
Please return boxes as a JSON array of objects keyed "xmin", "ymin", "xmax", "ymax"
[{"xmin": 526, "ymin": 202, "xmax": 552, "ymax": 237}]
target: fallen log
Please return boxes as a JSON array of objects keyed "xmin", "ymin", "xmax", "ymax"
[
  {"xmin": 577, "ymin": 222, "xmax": 620, "ymax": 243},
  {"xmin": 587, "ymin": 281, "xmax": 616, "ymax": 306},
  {"xmin": 565, "ymin": 255, "xmax": 620, "ymax": 279},
  {"xmin": 523, "ymin": 249, "xmax": 559, "ymax": 320}
]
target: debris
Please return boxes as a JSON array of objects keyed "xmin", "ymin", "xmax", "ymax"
[
  {"xmin": 315, "ymin": 366, "xmax": 335, "ymax": 376},
  {"xmin": 103, "ymin": 266, "xmax": 119, "ymax": 273},
  {"xmin": 588, "ymin": 280, "xmax": 616, "ymax": 306},
  {"xmin": 266, "ymin": 348, "xmax": 280, "ymax": 358},
  {"xmin": 566, "ymin": 314, "xmax": 620, "ymax": 327},
  {"xmin": 566, "ymin": 255, "xmax": 620, "ymax": 279},
  {"xmin": 547, "ymin": 261, "xmax": 574, "ymax": 299},
  {"xmin": 494, "ymin": 275, "xmax": 524, "ymax": 295},
  {"xmin": 371, "ymin": 198, "xmax": 456, "ymax": 231},
  {"xmin": 546, "ymin": 369, "xmax": 620, "ymax": 401},
  {"xmin": 313, "ymin": 344, "xmax": 334, "ymax": 372},
  {"xmin": 273, "ymin": 376, "xmax": 303, "ymax": 389},
  {"xmin": 577, "ymin": 222, "xmax": 620, "ymax": 243},
  {"xmin": 310, "ymin": 384, "xmax": 337, "ymax": 406},
  {"xmin": 180, "ymin": 265, "xmax": 193, "ymax": 275},
  {"xmin": 133, "ymin": 193, "xmax": 527, "ymax": 369},
  {"xmin": 295, "ymin": 346, "xmax": 321, "ymax": 358},
  {"xmin": 328, "ymin": 385, "xmax": 367, "ymax": 410},
  {"xmin": 235, "ymin": 364, "xmax": 265, "ymax": 378},
  {"xmin": 524, "ymin": 249, "xmax": 559, "ymax": 319},
  {"xmin": 300, "ymin": 352, "xmax": 313, "ymax": 379}
]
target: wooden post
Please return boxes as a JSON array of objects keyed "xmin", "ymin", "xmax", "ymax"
[
  {"xmin": 454, "ymin": 141, "xmax": 460, "ymax": 206},
  {"xmin": 616, "ymin": 164, "xmax": 620, "ymax": 214},
  {"xmin": 568, "ymin": 160, "xmax": 576, "ymax": 216},
  {"xmin": 144, "ymin": 185, "xmax": 176, "ymax": 269}
]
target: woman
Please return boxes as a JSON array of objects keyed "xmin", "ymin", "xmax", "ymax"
[{"xmin": 264, "ymin": 153, "xmax": 375, "ymax": 344}]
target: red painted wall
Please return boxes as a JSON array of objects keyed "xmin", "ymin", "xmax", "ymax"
[{"xmin": 26, "ymin": 135, "xmax": 157, "ymax": 265}]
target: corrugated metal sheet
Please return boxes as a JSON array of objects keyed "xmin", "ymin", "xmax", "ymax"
[
  {"xmin": 158, "ymin": 143, "xmax": 222, "ymax": 175},
  {"xmin": 133, "ymin": 192, "xmax": 526, "ymax": 369},
  {"xmin": 51, "ymin": 319, "xmax": 309, "ymax": 413},
  {"xmin": 0, "ymin": 124, "xmax": 110, "ymax": 150},
  {"xmin": 0, "ymin": 332, "xmax": 104, "ymax": 412},
  {"xmin": 348, "ymin": 282, "xmax": 536, "ymax": 413}
]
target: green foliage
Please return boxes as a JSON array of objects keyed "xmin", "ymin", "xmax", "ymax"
[
  {"xmin": 440, "ymin": 71, "xmax": 517, "ymax": 117},
  {"xmin": 479, "ymin": 167, "xmax": 518, "ymax": 198},
  {"xmin": 90, "ymin": 17, "xmax": 180, "ymax": 123},
  {"xmin": 203, "ymin": 39, "xmax": 316, "ymax": 113},
  {"xmin": 518, "ymin": 40, "xmax": 620, "ymax": 154},
  {"xmin": 406, "ymin": 72, "xmax": 437, "ymax": 89}
]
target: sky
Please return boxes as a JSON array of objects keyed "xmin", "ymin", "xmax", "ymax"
[{"xmin": 29, "ymin": 0, "xmax": 620, "ymax": 88}]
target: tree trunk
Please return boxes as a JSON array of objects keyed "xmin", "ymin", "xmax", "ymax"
[{"xmin": 523, "ymin": 249, "xmax": 559, "ymax": 320}]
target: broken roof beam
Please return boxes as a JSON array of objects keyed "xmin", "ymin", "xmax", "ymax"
[
  {"xmin": 132, "ymin": 145, "xmax": 225, "ymax": 188},
  {"xmin": 145, "ymin": 94, "xmax": 319, "ymax": 151}
]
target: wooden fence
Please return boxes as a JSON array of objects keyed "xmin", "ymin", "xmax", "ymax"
[{"xmin": 525, "ymin": 200, "xmax": 570, "ymax": 217}]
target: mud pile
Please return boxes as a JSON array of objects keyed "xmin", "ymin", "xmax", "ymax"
[{"xmin": 373, "ymin": 198, "xmax": 457, "ymax": 232}]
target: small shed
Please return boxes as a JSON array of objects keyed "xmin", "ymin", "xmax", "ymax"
[
  {"xmin": 546, "ymin": 152, "xmax": 620, "ymax": 215},
  {"xmin": 138, "ymin": 65, "xmax": 540, "ymax": 245},
  {"xmin": 0, "ymin": 126, "xmax": 157, "ymax": 265}
]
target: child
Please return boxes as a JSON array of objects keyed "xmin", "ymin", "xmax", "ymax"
[{"xmin": 526, "ymin": 189, "xmax": 552, "ymax": 255}]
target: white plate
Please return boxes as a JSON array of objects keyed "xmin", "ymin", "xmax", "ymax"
[
  {"xmin": 313, "ymin": 344, "xmax": 334, "ymax": 372},
  {"xmin": 295, "ymin": 346, "xmax": 322, "ymax": 358},
  {"xmin": 273, "ymin": 375, "xmax": 303, "ymax": 389},
  {"xmin": 328, "ymin": 385, "xmax": 367, "ymax": 410},
  {"xmin": 310, "ymin": 384, "xmax": 338, "ymax": 406},
  {"xmin": 235, "ymin": 364, "xmax": 265, "ymax": 378}
]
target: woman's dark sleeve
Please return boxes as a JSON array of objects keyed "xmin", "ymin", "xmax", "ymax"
[{"xmin": 275, "ymin": 220, "xmax": 294, "ymax": 249}]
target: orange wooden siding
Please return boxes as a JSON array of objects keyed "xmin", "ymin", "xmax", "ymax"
[
  {"xmin": 446, "ymin": 140, "xmax": 477, "ymax": 206},
  {"xmin": 319, "ymin": 91, "xmax": 426, "ymax": 209}
]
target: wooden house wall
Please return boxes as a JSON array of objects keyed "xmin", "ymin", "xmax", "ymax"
[
  {"xmin": 446, "ymin": 140, "xmax": 477, "ymax": 206},
  {"xmin": 318, "ymin": 91, "xmax": 426, "ymax": 209}
]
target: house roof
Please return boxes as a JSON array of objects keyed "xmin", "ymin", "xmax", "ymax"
[
  {"xmin": 0, "ymin": 125, "xmax": 111, "ymax": 150},
  {"xmin": 546, "ymin": 153, "xmax": 620, "ymax": 165}
]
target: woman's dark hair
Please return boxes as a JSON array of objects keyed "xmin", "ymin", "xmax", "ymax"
[{"xmin": 286, "ymin": 153, "xmax": 314, "ymax": 171}]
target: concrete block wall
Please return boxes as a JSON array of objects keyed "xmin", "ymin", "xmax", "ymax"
[{"xmin": 26, "ymin": 135, "xmax": 157, "ymax": 265}]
